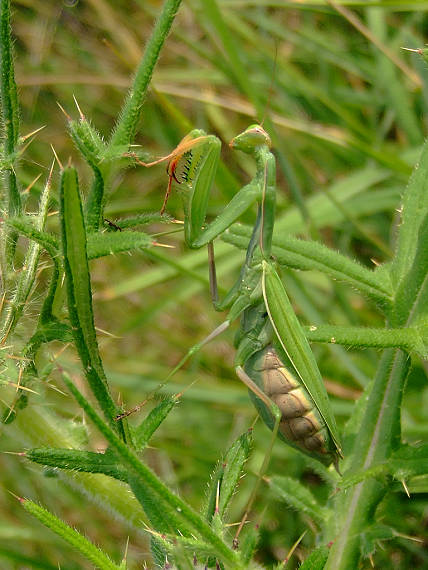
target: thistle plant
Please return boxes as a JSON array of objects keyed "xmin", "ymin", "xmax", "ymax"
[{"xmin": 0, "ymin": 1, "xmax": 427, "ymax": 569}]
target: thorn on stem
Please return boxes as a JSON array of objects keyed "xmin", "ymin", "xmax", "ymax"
[
  {"xmin": 73, "ymin": 94, "xmax": 85, "ymax": 121},
  {"xmin": 50, "ymin": 145, "xmax": 63, "ymax": 171},
  {"xmin": 56, "ymin": 101, "xmax": 72, "ymax": 121}
]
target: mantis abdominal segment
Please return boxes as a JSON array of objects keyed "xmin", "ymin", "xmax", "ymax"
[{"xmin": 245, "ymin": 347, "xmax": 333, "ymax": 458}]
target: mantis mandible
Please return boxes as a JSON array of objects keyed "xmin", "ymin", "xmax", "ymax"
[{"xmin": 131, "ymin": 125, "xmax": 342, "ymax": 468}]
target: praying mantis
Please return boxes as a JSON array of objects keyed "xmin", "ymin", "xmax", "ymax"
[{"xmin": 131, "ymin": 124, "xmax": 342, "ymax": 468}]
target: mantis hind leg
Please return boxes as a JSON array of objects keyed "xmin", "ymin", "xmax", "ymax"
[
  {"xmin": 115, "ymin": 320, "xmax": 231, "ymax": 420},
  {"xmin": 234, "ymin": 365, "xmax": 281, "ymax": 542}
]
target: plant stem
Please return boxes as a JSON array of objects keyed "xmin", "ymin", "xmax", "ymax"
[
  {"xmin": 325, "ymin": 349, "xmax": 410, "ymax": 569},
  {"xmin": 305, "ymin": 324, "xmax": 421, "ymax": 353},
  {"xmin": 0, "ymin": 0, "xmax": 21, "ymax": 266},
  {"xmin": 108, "ymin": 0, "xmax": 183, "ymax": 149}
]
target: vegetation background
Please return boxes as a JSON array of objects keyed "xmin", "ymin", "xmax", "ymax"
[{"xmin": 0, "ymin": 0, "xmax": 427, "ymax": 568}]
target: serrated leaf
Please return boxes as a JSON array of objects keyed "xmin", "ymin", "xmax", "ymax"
[
  {"xmin": 86, "ymin": 230, "xmax": 153, "ymax": 260},
  {"xmin": 201, "ymin": 430, "xmax": 252, "ymax": 524},
  {"xmin": 218, "ymin": 430, "xmax": 252, "ymax": 518},
  {"xmin": 268, "ymin": 475, "xmax": 328, "ymax": 526},
  {"xmin": 391, "ymin": 140, "xmax": 428, "ymax": 290},
  {"xmin": 133, "ymin": 396, "xmax": 176, "ymax": 450},
  {"xmin": 390, "ymin": 443, "xmax": 428, "ymax": 478},
  {"xmin": 239, "ymin": 524, "xmax": 259, "ymax": 564},
  {"xmin": 360, "ymin": 523, "xmax": 395, "ymax": 558},
  {"xmin": 27, "ymin": 448, "xmax": 128, "ymax": 482},
  {"xmin": 299, "ymin": 545, "xmax": 329, "ymax": 569}
]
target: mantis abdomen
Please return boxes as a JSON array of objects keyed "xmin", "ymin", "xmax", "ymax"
[{"xmin": 245, "ymin": 347, "xmax": 332, "ymax": 458}]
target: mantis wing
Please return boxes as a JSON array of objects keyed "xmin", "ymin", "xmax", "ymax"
[{"xmin": 262, "ymin": 260, "xmax": 343, "ymax": 459}]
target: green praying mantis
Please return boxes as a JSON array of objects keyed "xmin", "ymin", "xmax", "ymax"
[{"xmin": 130, "ymin": 124, "xmax": 343, "ymax": 468}]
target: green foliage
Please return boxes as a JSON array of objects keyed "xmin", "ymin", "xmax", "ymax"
[
  {"xmin": 0, "ymin": 0, "xmax": 427, "ymax": 569},
  {"xmin": 21, "ymin": 498, "xmax": 123, "ymax": 570}
]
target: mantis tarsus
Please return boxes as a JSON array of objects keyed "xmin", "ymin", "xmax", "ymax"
[{"xmin": 130, "ymin": 124, "xmax": 342, "ymax": 469}]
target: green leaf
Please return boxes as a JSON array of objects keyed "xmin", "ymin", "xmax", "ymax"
[
  {"xmin": 133, "ymin": 396, "xmax": 176, "ymax": 450},
  {"xmin": 390, "ymin": 140, "xmax": 428, "ymax": 291},
  {"xmin": 68, "ymin": 118, "xmax": 107, "ymax": 232},
  {"xmin": 87, "ymin": 230, "xmax": 153, "ymax": 260},
  {"xmin": 268, "ymin": 475, "xmax": 328, "ymax": 526},
  {"xmin": 0, "ymin": 0, "xmax": 21, "ymax": 265},
  {"xmin": 6, "ymin": 217, "xmax": 59, "ymax": 254},
  {"xmin": 21, "ymin": 498, "xmax": 122, "ymax": 570},
  {"xmin": 299, "ymin": 545, "xmax": 329, "ymax": 569},
  {"xmin": 26, "ymin": 448, "xmax": 128, "ymax": 483},
  {"xmin": 69, "ymin": 116, "xmax": 106, "ymax": 164},
  {"xmin": 62, "ymin": 372, "xmax": 243, "ymax": 568},
  {"xmin": 24, "ymin": 321, "xmax": 73, "ymax": 357},
  {"xmin": 201, "ymin": 430, "xmax": 252, "ymax": 524},
  {"xmin": 109, "ymin": 0, "xmax": 184, "ymax": 148},
  {"xmin": 392, "ymin": 211, "xmax": 428, "ymax": 327},
  {"xmin": 359, "ymin": 523, "xmax": 395, "ymax": 559},
  {"xmin": 128, "ymin": 474, "xmax": 189, "ymax": 536},
  {"xmin": 390, "ymin": 443, "xmax": 428, "ymax": 478},
  {"xmin": 239, "ymin": 523, "xmax": 259, "ymax": 565},
  {"xmin": 107, "ymin": 212, "xmax": 171, "ymax": 229},
  {"xmin": 59, "ymin": 166, "xmax": 122, "ymax": 435},
  {"xmin": 218, "ymin": 430, "xmax": 252, "ymax": 518},
  {"xmin": 0, "ymin": 172, "xmax": 52, "ymax": 342},
  {"xmin": 304, "ymin": 324, "xmax": 422, "ymax": 355},
  {"xmin": 224, "ymin": 226, "xmax": 393, "ymax": 307}
]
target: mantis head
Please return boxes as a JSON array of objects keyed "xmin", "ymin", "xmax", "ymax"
[{"xmin": 229, "ymin": 124, "xmax": 272, "ymax": 154}]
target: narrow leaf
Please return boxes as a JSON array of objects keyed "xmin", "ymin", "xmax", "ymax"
[
  {"xmin": 109, "ymin": 0, "xmax": 184, "ymax": 148},
  {"xmin": 59, "ymin": 166, "xmax": 122, "ymax": 434},
  {"xmin": 21, "ymin": 498, "xmax": 122, "ymax": 570},
  {"xmin": 299, "ymin": 545, "xmax": 329, "ymax": 569},
  {"xmin": 0, "ymin": 0, "xmax": 21, "ymax": 264},
  {"xmin": 218, "ymin": 430, "xmax": 252, "ymax": 518},
  {"xmin": 62, "ymin": 373, "xmax": 242, "ymax": 568},
  {"xmin": 359, "ymin": 523, "xmax": 395, "ymax": 558},
  {"xmin": 392, "ymin": 211, "xmax": 428, "ymax": 327},
  {"xmin": 390, "ymin": 444, "xmax": 428, "ymax": 478},
  {"xmin": 133, "ymin": 396, "xmax": 176, "ymax": 450},
  {"xmin": 87, "ymin": 230, "xmax": 153, "ymax": 260},
  {"xmin": 268, "ymin": 475, "xmax": 328, "ymax": 526},
  {"xmin": 391, "ymin": 139, "xmax": 428, "ymax": 290},
  {"xmin": 224, "ymin": 226, "xmax": 392, "ymax": 307},
  {"xmin": 27, "ymin": 448, "xmax": 128, "ymax": 483},
  {"xmin": 239, "ymin": 524, "xmax": 259, "ymax": 564}
]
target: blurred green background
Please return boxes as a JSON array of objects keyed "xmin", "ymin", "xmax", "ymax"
[{"xmin": 1, "ymin": 0, "xmax": 428, "ymax": 568}]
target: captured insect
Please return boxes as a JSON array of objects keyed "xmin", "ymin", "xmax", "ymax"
[{"xmin": 129, "ymin": 124, "xmax": 342, "ymax": 468}]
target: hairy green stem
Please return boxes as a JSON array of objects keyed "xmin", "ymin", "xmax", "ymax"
[
  {"xmin": 109, "ymin": 0, "xmax": 183, "ymax": 149},
  {"xmin": 21, "ymin": 499, "xmax": 122, "ymax": 570},
  {"xmin": 325, "ymin": 349, "xmax": 410, "ymax": 569},
  {"xmin": 63, "ymin": 373, "xmax": 244, "ymax": 568},
  {"xmin": 305, "ymin": 324, "xmax": 422, "ymax": 354},
  {"xmin": 0, "ymin": 0, "xmax": 21, "ymax": 265},
  {"xmin": 15, "ymin": 405, "xmax": 147, "ymax": 529},
  {"xmin": 0, "ymin": 171, "xmax": 51, "ymax": 343}
]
